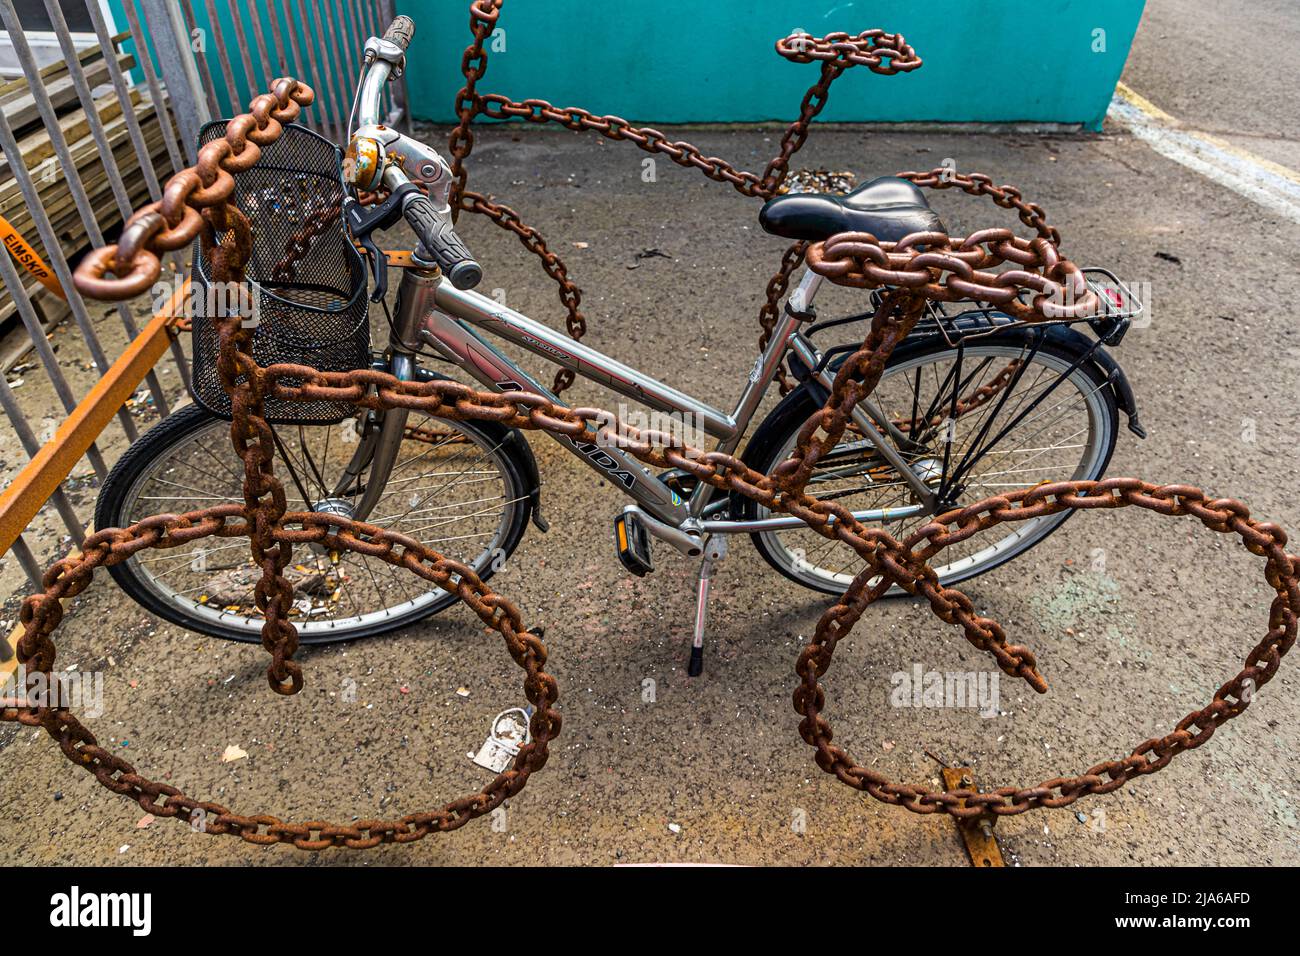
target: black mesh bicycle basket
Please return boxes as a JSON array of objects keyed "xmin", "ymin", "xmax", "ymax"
[{"xmin": 189, "ymin": 121, "xmax": 369, "ymax": 424}]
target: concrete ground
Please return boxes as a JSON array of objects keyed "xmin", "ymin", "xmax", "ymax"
[
  {"xmin": 2, "ymin": 1, "xmax": 1298, "ymax": 866},
  {"xmin": 1121, "ymin": 0, "xmax": 1300, "ymax": 170}
]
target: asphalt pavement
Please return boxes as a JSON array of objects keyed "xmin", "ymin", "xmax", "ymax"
[{"xmin": 2, "ymin": 0, "xmax": 1298, "ymax": 866}]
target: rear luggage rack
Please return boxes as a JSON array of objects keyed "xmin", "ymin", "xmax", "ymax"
[{"xmin": 844, "ymin": 266, "xmax": 1144, "ymax": 348}]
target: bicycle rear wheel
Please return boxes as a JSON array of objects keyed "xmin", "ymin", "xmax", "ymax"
[{"xmin": 740, "ymin": 328, "xmax": 1119, "ymax": 594}]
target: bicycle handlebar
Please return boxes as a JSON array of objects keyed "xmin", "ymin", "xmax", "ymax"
[
  {"xmin": 383, "ymin": 15, "xmax": 416, "ymax": 52},
  {"xmin": 349, "ymin": 17, "xmax": 482, "ymax": 290},
  {"xmin": 402, "ymin": 189, "xmax": 482, "ymax": 290}
]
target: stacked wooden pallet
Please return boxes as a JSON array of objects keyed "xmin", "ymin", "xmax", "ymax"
[{"xmin": 0, "ymin": 33, "xmax": 178, "ymax": 334}]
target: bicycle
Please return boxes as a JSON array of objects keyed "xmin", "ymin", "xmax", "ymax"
[{"xmin": 92, "ymin": 14, "xmax": 1145, "ymax": 679}]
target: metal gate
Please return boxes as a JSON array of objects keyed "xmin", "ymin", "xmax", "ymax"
[{"xmin": 0, "ymin": 0, "xmax": 392, "ymax": 602}]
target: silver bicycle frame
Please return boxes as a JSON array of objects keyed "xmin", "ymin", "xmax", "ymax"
[{"xmin": 372, "ymin": 264, "xmax": 933, "ymax": 547}]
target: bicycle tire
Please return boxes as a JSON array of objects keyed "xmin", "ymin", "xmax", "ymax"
[
  {"xmin": 94, "ymin": 380, "xmax": 536, "ymax": 644},
  {"xmin": 737, "ymin": 327, "xmax": 1121, "ymax": 595}
]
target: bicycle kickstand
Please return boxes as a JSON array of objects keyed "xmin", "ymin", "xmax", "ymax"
[{"xmin": 688, "ymin": 536, "xmax": 728, "ymax": 677}]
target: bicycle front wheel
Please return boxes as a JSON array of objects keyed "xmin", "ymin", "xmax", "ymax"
[
  {"xmin": 95, "ymin": 393, "xmax": 534, "ymax": 644},
  {"xmin": 741, "ymin": 328, "xmax": 1120, "ymax": 594}
]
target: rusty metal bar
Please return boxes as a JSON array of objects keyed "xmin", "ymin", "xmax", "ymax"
[
  {"xmin": 225, "ymin": 0, "xmax": 263, "ymax": 98},
  {"xmin": 0, "ymin": 284, "xmax": 189, "ymax": 563},
  {"xmin": 244, "ymin": 1, "xmax": 276, "ymax": 92},
  {"xmin": 330, "ymin": 0, "xmax": 364, "ymax": 131},
  {"xmin": 200, "ymin": 0, "xmax": 241, "ymax": 118},
  {"xmin": 8, "ymin": 536, "xmax": 43, "ymax": 598},
  {"xmin": 261, "ymin": 2, "xmax": 289, "ymax": 79},
  {"xmin": 941, "ymin": 767, "xmax": 1006, "ymax": 867},
  {"xmin": 176, "ymin": 0, "xmax": 221, "ymax": 117},
  {"xmin": 0, "ymin": 364, "xmax": 87, "ymax": 556},
  {"xmin": 303, "ymin": 1, "xmax": 345, "ymax": 141},
  {"xmin": 318, "ymin": 1, "xmax": 353, "ymax": 139}
]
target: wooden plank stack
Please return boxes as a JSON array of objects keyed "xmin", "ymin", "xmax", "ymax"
[{"xmin": 0, "ymin": 33, "xmax": 180, "ymax": 335}]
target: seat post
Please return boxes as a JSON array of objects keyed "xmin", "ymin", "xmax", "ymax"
[{"xmin": 788, "ymin": 268, "xmax": 824, "ymax": 317}]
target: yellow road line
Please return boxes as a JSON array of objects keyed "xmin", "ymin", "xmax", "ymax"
[
  {"xmin": 1113, "ymin": 81, "xmax": 1300, "ymax": 188},
  {"xmin": 1110, "ymin": 82, "xmax": 1300, "ymax": 224}
]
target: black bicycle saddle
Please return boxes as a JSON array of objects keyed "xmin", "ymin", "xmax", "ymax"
[{"xmin": 759, "ymin": 175, "xmax": 946, "ymax": 242}]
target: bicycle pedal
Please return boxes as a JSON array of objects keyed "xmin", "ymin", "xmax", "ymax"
[{"xmin": 614, "ymin": 511, "xmax": 654, "ymax": 576}]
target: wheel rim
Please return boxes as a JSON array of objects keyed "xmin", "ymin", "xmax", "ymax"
[
  {"xmin": 118, "ymin": 408, "xmax": 523, "ymax": 638},
  {"xmin": 757, "ymin": 342, "xmax": 1113, "ymax": 591}
]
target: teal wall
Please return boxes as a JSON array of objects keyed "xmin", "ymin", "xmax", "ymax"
[{"xmin": 400, "ymin": 0, "xmax": 1145, "ymax": 131}]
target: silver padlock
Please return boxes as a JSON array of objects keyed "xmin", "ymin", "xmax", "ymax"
[{"xmin": 470, "ymin": 707, "xmax": 532, "ymax": 774}]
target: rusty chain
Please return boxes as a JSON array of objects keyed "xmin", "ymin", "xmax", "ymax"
[
  {"xmin": 34, "ymin": 11, "xmax": 1294, "ymax": 847},
  {"xmin": 272, "ymin": 201, "xmax": 342, "ymax": 283},
  {"xmin": 75, "ymin": 78, "xmax": 317, "ymax": 301},
  {"xmin": 794, "ymin": 479, "xmax": 1298, "ymax": 817},
  {"xmin": 805, "ymin": 228, "xmax": 1097, "ymax": 321},
  {"xmin": 444, "ymin": 0, "xmax": 928, "ymax": 396},
  {"xmin": 0, "ymin": 508, "xmax": 560, "ymax": 849},
  {"xmin": 58, "ymin": 203, "xmax": 1300, "ymax": 838}
]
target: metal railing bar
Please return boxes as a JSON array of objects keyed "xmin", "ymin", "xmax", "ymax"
[
  {"xmin": 0, "ymin": 369, "xmax": 89, "ymax": 549},
  {"xmin": 176, "ymin": 0, "xmax": 221, "ymax": 116},
  {"xmin": 199, "ymin": 0, "xmax": 240, "ymax": 117},
  {"xmin": 9, "ymin": 0, "xmax": 171, "ymax": 419},
  {"xmin": 301, "ymin": 2, "xmax": 344, "ymax": 141},
  {"xmin": 244, "ymin": 1, "xmax": 276, "ymax": 92},
  {"xmin": 275, "ymin": 0, "xmax": 315, "ymax": 134},
  {"xmin": 331, "ymin": 0, "xmax": 363, "ymax": 128},
  {"xmin": 378, "ymin": 0, "xmax": 407, "ymax": 130},
  {"xmin": 225, "ymin": 0, "xmax": 262, "ymax": 98},
  {"xmin": 0, "ymin": 254, "xmax": 105, "ymax": 469},
  {"xmin": 10, "ymin": 535, "xmax": 44, "ymax": 592},
  {"xmin": 317, "ymin": 0, "xmax": 354, "ymax": 140},
  {"xmin": 0, "ymin": 284, "xmax": 188, "ymax": 562},
  {"xmin": 262, "ymin": 3, "xmax": 288, "ymax": 79},
  {"xmin": 41, "ymin": 0, "xmax": 131, "ymax": 215},
  {"xmin": 119, "ymin": 0, "xmax": 186, "ymax": 173},
  {"xmin": 87, "ymin": 1, "xmax": 195, "ymax": 392},
  {"xmin": 82, "ymin": 0, "xmax": 164, "ymax": 198},
  {"xmin": 358, "ymin": 0, "xmax": 379, "ymax": 39},
  {"xmin": 0, "ymin": 106, "xmax": 140, "ymax": 448}
]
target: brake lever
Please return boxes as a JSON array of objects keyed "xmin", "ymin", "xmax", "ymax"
[{"xmin": 342, "ymin": 183, "xmax": 420, "ymax": 303}]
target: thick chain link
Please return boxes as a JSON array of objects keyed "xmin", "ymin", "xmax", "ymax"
[
  {"xmin": 74, "ymin": 78, "xmax": 316, "ymax": 301},
  {"xmin": 1, "ymin": 510, "xmax": 560, "ymax": 849}
]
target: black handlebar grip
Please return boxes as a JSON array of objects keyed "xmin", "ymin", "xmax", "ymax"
[
  {"xmin": 403, "ymin": 194, "xmax": 482, "ymax": 290},
  {"xmin": 383, "ymin": 16, "xmax": 416, "ymax": 52}
]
